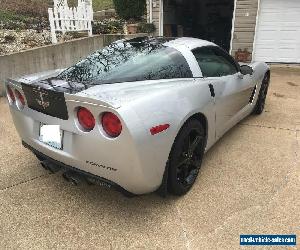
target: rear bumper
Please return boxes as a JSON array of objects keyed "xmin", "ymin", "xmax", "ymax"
[
  {"xmin": 22, "ymin": 141, "xmax": 134, "ymax": 196},
  {"xmin": 9, "ymin": 103, "xmax": 166, "ymax": 195}
]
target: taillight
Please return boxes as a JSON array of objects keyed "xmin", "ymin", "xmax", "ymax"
[
  {"xmin": 7, "ymin": 86, "xmax": 15, "ymax": 103},
  {"xmin": 77, "ymin": 107, "xmax": 95, "ymax": 131},
  {"xmin": 101, "ymin": 112, "xmax": 122, "ymax": 137},
  {"xmin": 15, "ymin": 89, "xmax": 26, "ymax": 108}
]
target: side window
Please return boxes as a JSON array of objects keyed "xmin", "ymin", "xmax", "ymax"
[
  {"xmin": 210, "ymin": 47, "xmax": 239, "ymax": 76},
  {"xmin": 192, "ymin": 46, "xmax": 238, "ymax": 77},
  {"xmin": 192, "ymin": 47, "xmax": 219, "ymax": 77}
]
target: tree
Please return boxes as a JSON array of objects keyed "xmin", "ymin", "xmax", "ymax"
[{"xmin": 113, "ymin": 0, "xmax": 146, "ymax": 21}]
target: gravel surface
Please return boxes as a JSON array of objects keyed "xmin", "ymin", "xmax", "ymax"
[{"xmin": 0, "ymin": 29, "xmax": 75, "ymax": 56}]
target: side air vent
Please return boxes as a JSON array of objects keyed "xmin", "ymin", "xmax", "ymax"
[{"xmin": 249, "ymin": 85, "xmax": 257, "ymax": 103}]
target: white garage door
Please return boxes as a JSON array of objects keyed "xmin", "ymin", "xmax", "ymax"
[{"xmin": 253, "ymin": 0, "xmax": 300, "ymax": 63}]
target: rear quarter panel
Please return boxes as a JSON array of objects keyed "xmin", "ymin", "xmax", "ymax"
[
  {"xmin": 118, "ymin": 78, "xmax": 215, "ymax": 185},
  {"xmin": 248, "ymin": 62, "xmax": 270, "ymax": 83}
]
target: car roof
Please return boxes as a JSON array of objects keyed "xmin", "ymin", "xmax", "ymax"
[
  {"xmin": 164, "ymin": 37, "xmax": 217, "ymax": 50},
  {"xmin": 125, "ymin": 36, "xmax": 217, "ymax": 51}
]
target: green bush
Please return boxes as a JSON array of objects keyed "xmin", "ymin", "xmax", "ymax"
[
  {"xmin": 0, "ymin": 1, "xmax": 48, "ymax": 31},
  {"xmin": 113, "ymin": 0, "xmax": 146, "ymax": 21},
  {"xmin": 0, "ymin": 10, "xmax": 49, "ymax": 30},
  {"xmin": 68, "ymin": 0, "xmax": 114, "ymax": 11},
  {"xmin": 0, "ymin": 0, "xmax": 48, "ymax": 17},
  {"xmin": 137, "ymin": 22, "xmax": 156, "ymax": 34},
  {"xmin": 4, "ymin": 34, "xmax": 16, "ymax": 43},
  {"xmin": 92, "ymin": 19, "xmax": 124, "ymax": 34},
  {"xmin": 0, "ymin": 10, "xmax": 29, "ymax": 23}
]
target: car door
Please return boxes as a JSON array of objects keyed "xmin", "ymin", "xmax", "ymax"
[{"xmin": 192, "ymin": 46, "xmax": 256, "ymax": 139}]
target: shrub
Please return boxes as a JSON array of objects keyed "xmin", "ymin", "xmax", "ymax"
[
  {"xmin": 4, "ymin": 34, "xmax": 16, "ymax": 43},
  {"xmin": 0, "ymin": 0, "xmax": 49, "ymax": 17},
  {"xmin": 0, "ymin": 10, "xmax": 28, "ymax": 23},
  {"xmin": 137, "ymin": 22, "xmax": 156, "ymax": 34},
  {"xmin": 92, "ymin": 19, "xmax": 124, "ymax": 34},
  {"xmin": 68, "ymin": 0, "xmax": 114, "ymax": 11},
  {"xmin": 0, "ymin": 10, "xmax": 49, "ymax": 30},
  {"xmin": 113, "ymin": 0, "xmax": 146, "ymax": 21}
]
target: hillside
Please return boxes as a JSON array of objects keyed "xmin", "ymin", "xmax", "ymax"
[
  {"xmin": 0, "ymin": 0, "xmax": 114, "ymax": 16},
  {"xmin": 68, "ymin": 0, "xmax": 114, "ymax": 11}
]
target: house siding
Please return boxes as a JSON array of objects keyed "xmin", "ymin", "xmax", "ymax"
[
  {"xmin": 153, "ymin": 1, "xmax": 161, "ymax": 35},
  {"xmin": 147, "ymin": 0, "xmax": 259, "ymax": 61},
  {"xmin": 231, "ymin": 0, "xmax": 259, "ymax": 61}
]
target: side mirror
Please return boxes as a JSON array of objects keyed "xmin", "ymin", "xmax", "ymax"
[
  {"xmin": 237, "ymin": 72, "xmax": 244, "ymax": 79},
  {"xmin": 240, "ymin": 65, "xmax": 254, "ymax": 76}
]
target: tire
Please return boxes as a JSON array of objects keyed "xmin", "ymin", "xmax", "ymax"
[
  {"xmin": 167, "ymin": 119, "xmax": 206, "ymax": 196},
  {"xmin": 253, "ymin": 72, "xmax": 270, "ymax": 115}
]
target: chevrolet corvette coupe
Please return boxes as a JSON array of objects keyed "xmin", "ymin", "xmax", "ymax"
[{"xmin": 5, "ymin": 37, "xmax": 270, "ymax": 196}]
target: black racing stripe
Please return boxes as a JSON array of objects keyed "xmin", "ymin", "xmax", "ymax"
[
  {"xmin": 34, "ymin": 77, "xmax": 91, "ymax": 94},
  {"xmin": 22, "ymin": 83, "xmax": 69, "ymax": 120}
]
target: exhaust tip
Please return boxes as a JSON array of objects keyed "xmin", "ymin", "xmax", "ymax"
[
  {"xmin": 62, "ymin": 171, "xmax": 84, "ymax": 185},
  {"xmin": 41, "ymin": 160, "xmax": 61, "ymax": 173}
]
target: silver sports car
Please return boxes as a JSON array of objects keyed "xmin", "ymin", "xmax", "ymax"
[{"xmin": 5, "ymin": 37, "xmax": 270, "ymax": 196}]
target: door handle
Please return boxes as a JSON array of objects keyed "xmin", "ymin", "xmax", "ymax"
[{"xmin": 208, "ymin": 84, "xmax": 215, "ymax": 97}]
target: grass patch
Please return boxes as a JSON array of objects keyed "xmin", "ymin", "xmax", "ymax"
[
  {"xmin": 0, "ymin": 10, "xmax": 30, "ymax": 23},
  {"xmin": 0, "ymin": 9, "xmax": 49, "ymax": 30},
  {"xmin": 93, "ymin": 0, "xmax": 114, "ymax": 10},
  {"xmin": 68, "ymin": 0, "xmax": 114, "ymax": 11}
]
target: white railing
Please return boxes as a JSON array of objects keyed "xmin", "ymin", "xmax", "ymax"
[{"xmin": 48, "ymin": 0, "xmax": 93, "ymax": 44}]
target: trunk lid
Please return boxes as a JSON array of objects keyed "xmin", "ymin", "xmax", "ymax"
[{"xmin": 9, "ymin": 70, "xmax": 192, "ymax": 119}]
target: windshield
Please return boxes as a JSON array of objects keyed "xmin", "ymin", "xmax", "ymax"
[{"xmin": 57, "ymin": 40, "xmax": 192, "ymax": 84}]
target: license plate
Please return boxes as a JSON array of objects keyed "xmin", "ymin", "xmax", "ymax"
[{"xmin": 39, "ymin": 124, "xmax": 63, "ymax": 150}]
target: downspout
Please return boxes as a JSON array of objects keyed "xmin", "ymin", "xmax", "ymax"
[
  {"xmin": 229, "ymin": 0, "xmax": 237, "ymax": 55},
  {"xmin": 149, "ymin": 0, "xmax": 153, "ymax": 23},
  {"xmin": 159, "ymin": 0, "xmax": 164, "ymax": 36}
]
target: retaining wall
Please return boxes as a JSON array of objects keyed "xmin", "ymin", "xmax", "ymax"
[{"xmin": 0, "ymin": 34, "xmax": 143, "ymax": 96}]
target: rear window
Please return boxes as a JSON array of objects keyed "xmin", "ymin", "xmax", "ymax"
[{"xmin": 58, "ymin": 41, "xmax": 192, "ymax": 84}]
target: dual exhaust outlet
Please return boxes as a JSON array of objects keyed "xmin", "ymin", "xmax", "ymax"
[{"xmin": 40, "ymin": 160, "xmax": 113, "ymax": 188}]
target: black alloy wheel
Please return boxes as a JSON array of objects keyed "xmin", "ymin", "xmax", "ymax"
[
  {"xmin": 253, "ymin": 72, "xmax": 270, "ymax": 115},
  {"xmin": 168, "ymin": 119, "xmax": 206, "ymax": 196}
]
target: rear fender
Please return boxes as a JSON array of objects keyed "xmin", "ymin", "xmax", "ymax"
[
  {"xmin": 119, "ymin": 78, "xmax": 215, "ymax": 186},
  {"xmin": 248, "ymin": 62, "xmax": 270, "ymax": 84}
]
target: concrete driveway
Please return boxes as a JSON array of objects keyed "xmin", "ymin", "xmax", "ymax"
[{"xmin": 0, "ymin": 66, "xmax": 299, "ymax": 249}]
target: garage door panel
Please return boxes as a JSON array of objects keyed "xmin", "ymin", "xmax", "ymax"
[
  {"xmin": 279, "ymin": 31, "xmax": 299, "ymax": 37},
  {"xmin": 278, "ymin": 50, "xmax": 297, "ymax": 58},
  {"xmin": 279, "ymin": 34, "xmax": 299, "ymax": 41},
  {"xmin": 259, "ymin": 16, "xmax": 298, "ymax": 24},
  {"xmin": 253, "ymin": 0, "xmax": 300, "ymax": 63},
  {"xmin": 259, "ymin": 15, "xmax": 280, "ymax": 22},
  {"xmin": 256, "ymin": 31, "xmax": 278, "ymax": 39},
  {"xmin": 282, "ymin": 16, "xmax": 300, "ymax": 22},
  {"xmin": 280, "ymin": 26, "xmax": 300, "ymax": 32}
]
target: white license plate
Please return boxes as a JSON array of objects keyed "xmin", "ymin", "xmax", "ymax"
[{"xmin": 39, "ymin": 124, "xmax": 63, "ymax": 150}]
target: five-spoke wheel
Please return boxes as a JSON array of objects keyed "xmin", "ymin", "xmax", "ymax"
[
  {"xmin": 253, "ymin": 72, "xmax": 270, "ymax": 115},
  {"xmin": 168, "ymin": 119, "xmax": 206, "ymax": 195}
]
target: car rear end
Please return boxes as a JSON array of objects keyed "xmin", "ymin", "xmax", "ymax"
[{"xmin": 5, "ymin": 80, "xmax": 166, "ymax": 195}]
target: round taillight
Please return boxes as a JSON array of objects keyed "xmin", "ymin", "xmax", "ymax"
[
  {"xmin": 102, "ymin": 112, "xmax": 122, "ymax": 137},
  {"xmin": 15, "ymin": 89, "xmax": 25, "ymax": 107},
  {"xmin": 77, "ymin": 107, "xmax": 95, "ymax": 131},
  {"xmin": 7, "ymin": 86, "xmax": 15, "ymax": 102}
]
